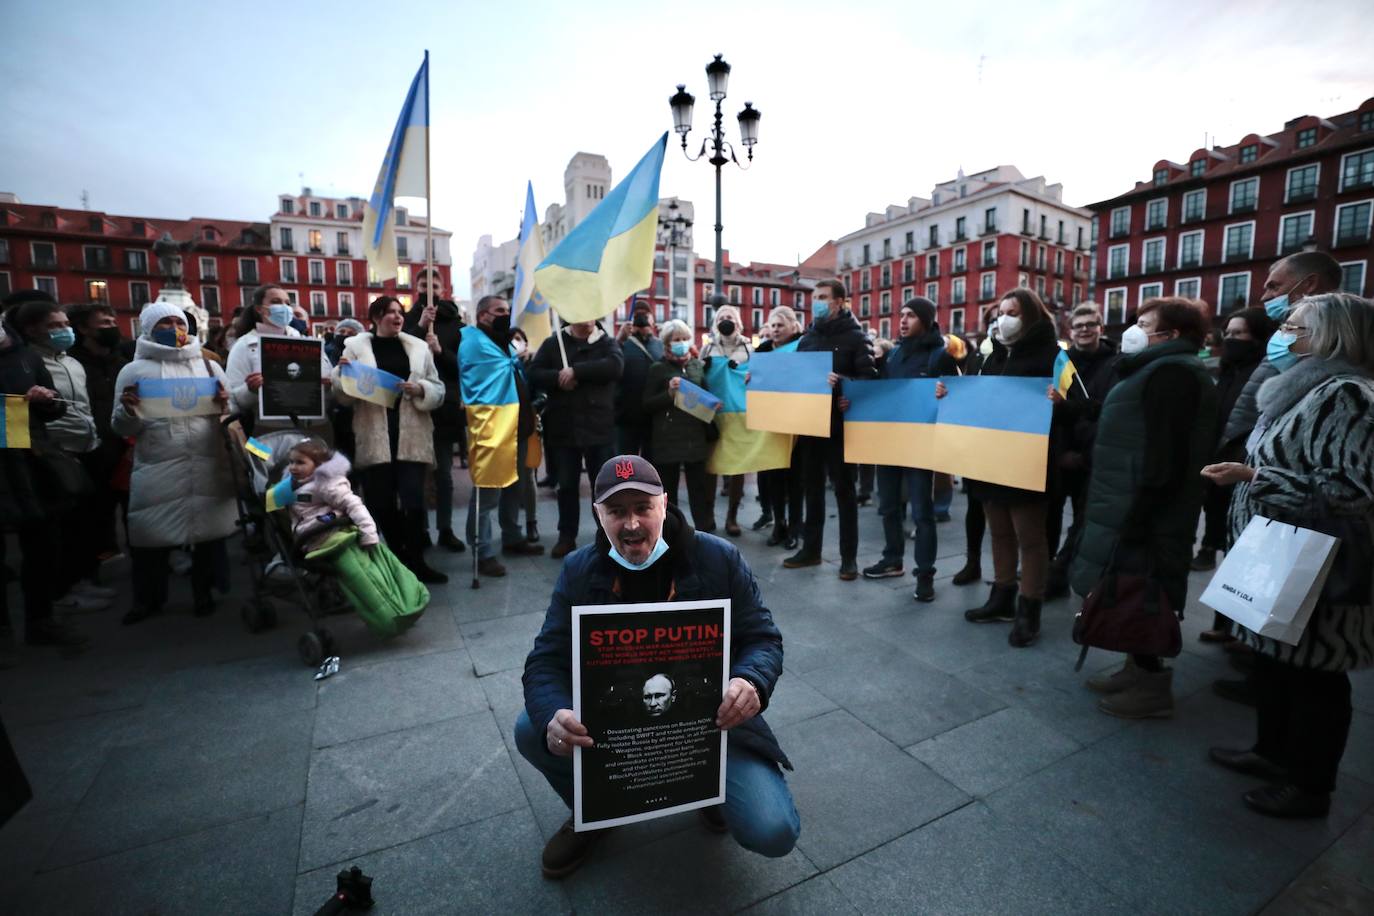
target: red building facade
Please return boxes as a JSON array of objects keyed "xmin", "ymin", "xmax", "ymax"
[{"xmin": 1088, "ymin": 97, "xmax": 1374, "ymax": 326}]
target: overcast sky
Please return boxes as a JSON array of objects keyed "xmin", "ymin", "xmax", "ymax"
[{"xmin": 4, "ymin": 0, "xmax": 1371, "ymax": 297}]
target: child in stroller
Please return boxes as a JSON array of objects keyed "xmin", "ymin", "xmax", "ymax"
[{"xmin": 285, "ymin": 438, "xmax": 379, "ymax": 551}]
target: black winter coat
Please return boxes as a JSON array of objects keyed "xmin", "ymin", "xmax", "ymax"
[
  {"xmin": 1060, "ymin": 338, "xmax": 1122, "ymax": 458},
  {"xmin": 616, "ymin": 331, "xmax": 665, "ymax": 427},
  {"xmin": 797, "ymin": 310, "xmax": 877, "ymax": 436},
  {"xmin": 403, "ymin": 298, "xmax": 465, "ymax": 431},
  {"xmin": 529, "ymin": 328, "xmax": 625, "ymax": 447},
  {"xmin": 0, "ymin": 335, "xmax": 66, "ymax": 526},
  {"xmin": 69, "ymin": 340, "xmax": 127, "ymax": 443},
  {"xmin": 883, "ymin": 325, "xmax": 957, "ymax": 380}
]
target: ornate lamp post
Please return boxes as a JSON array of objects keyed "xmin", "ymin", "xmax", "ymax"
[
  {"xmin": 662, "ymin": 199, "xmax": 693, "ymax": 331},
  {"xmin": 670, "ymin": 53, "xmax": 761, "ymax": 324}
]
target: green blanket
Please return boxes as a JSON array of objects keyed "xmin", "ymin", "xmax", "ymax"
[{"xmin": 305, "ymin": 528, "xmax": 429, "ymax": 637}]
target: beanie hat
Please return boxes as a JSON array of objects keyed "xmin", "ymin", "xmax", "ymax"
[
  {"xmin": 139, "ymin": 301, "xmax": 189, "ymax": 338},
  {"xmin": 335, "ymin": 319, "xmax": 365, "ymax": 335},
  {"xmin": 902, "ymin": 296, "xmax": 937, "ymax": 330}
]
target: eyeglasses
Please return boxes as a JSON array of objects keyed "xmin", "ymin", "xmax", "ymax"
[
  {"xmin": 1070, "ymin": 323, "xmax": 1100, "ymax": 331},
  {"xmin": 1279, "ymin": 323, "xmax": 1309, "ymax": 334}
]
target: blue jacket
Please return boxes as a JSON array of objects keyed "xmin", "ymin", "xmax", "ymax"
[
  {"xmin": 882, "ymin": 325, "xmax": 957, "ymax": 380},
  {"xmin": 522, "ymin": 505, "xmax": 792, "ymax": 769}
]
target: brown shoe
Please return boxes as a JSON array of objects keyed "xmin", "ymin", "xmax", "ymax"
[
  {"xmin": 550, "ymin": 539, "xmax": 577, "ymax": 559},
  {"xmin": 725, "ymin": 518, "xmax": 742, "ymax": 537},
  {"xmin": 541, "ymin": 817, "xmax": 611, "ymax": 879},
  {"xmin": 502, "ymin": 541, "xmax": 545, "ymax": 556},
  {"xmin": 477, "ymin": 557, "xmax": 507, "ymax": 577}
]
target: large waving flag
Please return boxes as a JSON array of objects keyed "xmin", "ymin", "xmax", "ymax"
[
  {"xmin": 704, "ymin": 360, "xmax": 793, "ymax": 475},
  {"xmin": 362, "ymin": 52, "xmax": 429, "ymax": 283},
  {"xmin": 459, "ymin": 326, "xmax": 520, "ymax": 488},
  {"xmin": 534, "ymin": 133, "xmax": 667, "ymax": 323},
  {"xmin": 513, "ymin": 182, "xmax": 552, "ymax": 350}
]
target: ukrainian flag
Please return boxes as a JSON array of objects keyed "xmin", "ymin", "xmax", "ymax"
[
  {"xmin": 1, "ymin": 395, "xmax": 31, "ymax": 449},
  {"xmin": 244, "ymin": 437, "xmax": 272, "ymax": 461},
  {"xmin": 265, "ymin": 475, "xmax": 295, "ymax": 513},
  {"xmin": 674, "ymin": 377, "xmax": 721, "ymax": 424},
  {"xmin": 704, "ymin": 360, "xmax": 793, "ymax": 474},
  {"xmin": 362, "ymin": 52, "xmax": 428, "ymax": 284},
  {"xmin": 533, "ymin": 134, "xmax": 667, "ymax": 323},
  {"xmin": 745, "ymin": 350, "xmax": 832, "ymax": 438},
  {"xmin": 513, "ymin": 182, "xmax": 552, "ymax": 351},
  {"xmin": 841, "ymin": 379, "xmax": 939, "ymax": 468},
  {"xmin": 1053, "ymin": 349, "xmax": 1080, "ymax": 398},
  {"xmin": 459, "ymin": 326, "xmax": 519, "ymax": 488},
  {"xmin": 932, "ymin": 376, "xmax": 1052, "ymax": 492}
]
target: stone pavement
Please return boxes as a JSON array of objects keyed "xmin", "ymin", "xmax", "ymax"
[{"xmin": 2, "ymin": 475, "xmax": 1371, "ymax": 915}]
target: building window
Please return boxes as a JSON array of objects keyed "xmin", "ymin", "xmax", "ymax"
[
  {"xmin": 202, "ymin": 286, "xmax": 220, "ymax": 315},
  {"xmin": 879, "ymin": 318, "xmax": 890, "ymax": 339},
  {"xmin": 1039, "ymin": 214, "xmax": 1048, "ymax": 238},
  {"xmin": 396, "ymin": 264, "xmax": 412, "ymax": 288},
  {"xmin": 750, "ymin": 307, "xmax": 763, "ymax": 331},
  {"xmin": 1022, "ymin": 208, "xmax": 1031, "ymax": 234},
  {"xmin": 1190, "ymin": 159, "xmax": 1206, "ymax": 177},
  {"xmin": 0, "ymin": 240, "xmax": 7, "ymax": 264},
  {"xmin": 1054, "ymin": 280, "xmax": 1064, "ymax": 301},
  {"xmin": 1178, "ymin": 230, "xmax": 1204, "ymax": 268},
  {"xmin": 1362, "ymin": 111, "xmax": 1374, "ymax": 133},
  {"xmin": 1054, "ymin": 250, "xmax": 1064, "ymax": 274},
  {"xmin": 882, "ymin": 238, "xmax": 892, "ymax": 259},
  {"xmin": 1057, "ymin": 220, "xmax": 1066, "ymax": 245},
  {"xmin": 336, "ymin": 231, "xmax": 350, "ymax": 255},
  {"xmin": 1218, "ymin": 272, "xmax": 1250, "ymax": 311},
  {"xmin": 752, "ymin": 286, "xmax": 763, "ymax": 306},
  {"xmin": 1018, "ymin": 273, "xmax": 1028, "ymax": 288},
  {"xmin": 861, "ymin": 243, "xmax": 870, "ymax": 265},
  {"xmin": 199, "ymin": 256, "xmax": 217, "ymax": 280},
  {"xmin": 904, "ymin": 231, "xmax": 914, "ymax": 253},
  {"xmin": 926, "ymin": 253, "xmax": 939, "ymax": 277},
  {"xmin": 1223, "ymin": 223, "xmax": 1254, "ymax": 261},
  {"xmin": 35, "ymin": 276, "xmax": 57, "ymax": 296},
  {"xmin": 86, "ymin": 279, "xmax": 108, "ymax": 303},
  {"xmin": 1286, "ymin": 164, "xmax": 1320, "ymax": 202},
  {"xmin": 308, "ymin": 201, "xmax": 322, "ymax": 217},
  {"xmin": 337, "ymin": 261, "xmax": 353, "ymax": 286},
  {"xmin": 880, "ymin": 264, "xmax": 891, "ymax": 287},
  {"xmin": 1139, "ymin": 282, "xmax": 1163, "ymax": 304},
  {"xmin": 1143, "ymin": 238, "xmax": 1165, "ymax": 273},
  {"xmin": 129, "ymin": 281, "xmax": 151, "ymax": 308},
  {"xmin": 1229, "ymin": 177, "xmax": 1259, "ymax": 213},
  {"xmin": 280, "ymin": 198, "xmax": 294, "ymax": 214},
  {"xmin": 924, "ymin": 282, "xmax": 938, "ymax": 305},
  {"xmin": 980, "ymin": 272, "xmax": 996, "ymax": 301},
  {"xmin": 1335, "ymin": 201, "xmax": 1372, "ymax": 245},
  {"xmin": 1076, "ymin": 226, "xmax": 1086, "ymax": 249},
  {"xmin": 981, "ymin": 240, "xmax": 996, "ymax": 268},
  {"xmin": 928, "ymin": 225, "xmax": 939, "ymax": 247},
  {"xmin": 1340, "ymin": 149, "xmax": 1374, "ymax": 192},
  {"xmin": 1107, "ymin": 244, "xmax": 1128, "ymax": 279},
  {"xmin": 1036, "ymin": 246, "xmax": 1047, "ymax": 271},
  {"xmin": 125, "ymin": 250, "xmax": 148, "ymax": 273},
  {"xmin": 953, "ymin": 248, "xmax": 966, "ymax": 273},
  {"xmin": 1239, "ymin": 144, "xmax": 1258, "ymax": 164},
  {"xmin": 338, "ymin": 292, "xmax": 355, "ymax": 318},
  {"xmin": 1176, "ymin": 277, "xmax": 1200, "ymax": 299},
  {"xmin": 729, "ymin": 285, "xmax": 741, "ymax": 304},
  {"xmin": 955, "ymin": 216, "xmax": 967, "ymax": 240},
  {"xmin": 1104, "ymin": 288, "xmax": 1127, "ymax": 325},
  {"xmin": 949, "ymin": 309, "xmax": 965, "ymax": 333},
  {"xmin": 1109, "ymin": 206, "xmax": 1130, "ymax": 238},
  {"xmin": 770, "ymin": 288, "xmax": 779, "ymax": 307},
  {"xmin": 1019, "ymin": 240, "xmax": 1030, "ymax": 266},
  {"xmin": 1295, "ymin": 127, "xmax": 1317, "ymax": 149},
  {"xmin": 1339, "ymin": 261, "xmax": 1367, "ymax": 295},
  {"xmin": 309, "ymin": 290, "xmax": 326, "ymax": 316},
  {"xmin": 951, "ymin": 277, "xmax": 966, "ymax": 305},
  {"xmin": 1072, "ymin": 285, "xmax": 1082, "ymax": 305},
  {"xmin": 859, "ymin": 294, "xmax": 870, "ymax": 318},
  {"xmin": 397, "ymin": 236, "xmax": 411, "ymax": 260},
  {"xmin": 903, "ymin": 259, "xmax": 914, "ymax": 282},
  {"xmin": 901, "ymin": 287, "xmax": 913, "ymax": 304},
  {"xmin": 879, "ymin": 291, "xmax": 891, "ymax": 314},
  {"xmin": 1145, "ymin": 198, "xmax": 1167, "ymax": 231},
  {"xmin": 31, "ymin": 241, "xmax": 57, "ymax": 268},
  {"xmin": 279, "ymin": 227, "xmax": 294, "ymax": 250},
  {"xmin": 280, "ymin": 257, "xmax": 297, "ymax": 283},
  {"xmin": 983, "ymin": 207, "xmax": 996, "ymax": 233},
  {"xmin": 1153, "ymin": 167, "xmax": 1169, "ymax": 186},
  {"xmin": 1035, "ymin": 276, "xmax": 1046, "ymax": 297},
  {"xmin": 308, "ymin": 229, "xmax": 323, "ymax": 253},
  {"xmin": 1278, "ymin": 212, "xmax": 1315, "ymax": 254},
  {"xmin": 336, "ymin": 203, "xmax": 349, "ymax": 219},
  {"xmin": 239, "ymin": 258, "xmax": 258, "ymax": 283},
  {"xmin": 84, "ymin": 246, "xmax": 111, "ymax": 270},
  {"xmin": 794, "ymin": 292, "xmax": 803, "ymax": 308}
]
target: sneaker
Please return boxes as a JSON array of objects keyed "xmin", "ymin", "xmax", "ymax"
[
  {"xmin": 856, "ymin": 493, "xmax": 872, "ymax": 507},
  {"xmin": 72, "ymin": 581, "xmax": 118, "ymax": 600},
  {"xmin": 54, "ymin": 591, "xmax": 111, "ymax": 613},
  {"xmin": 838, "ymin": 561, "xmax": 859, "ymax": 581},
  {"xmin": 1190, "ymin": 548, "xmax": 1217, "ymax": 571},
  {"xmin": 914, "ymin": 573, "xmax": 935, "ymax": 602},
  {"xmin": 502, "ymin": 541, "xmax": 545, "ymax": 556},
  {"xmin": 750, "ymin": 513, "xmax": 773, "ymax": 531},
  {"xmin": 782, "ymin": 550, "xmax": 821, "ymax": 569},
  {"xmin": 25, "ymin": 619, "xmax": 90, "ymax": 649},
  {"xmin": 478, "ymin": 557, "xmax": 508, "ymax": 577},
  {"xmin": 542, "ymin": 818, "xmax": 611, "ymax": 879},
  {"xmin": 550, "ymin": 539, "xmax": 577, "ymax": 559},
  {"xmin": 437, "ymin": 529, "xmax": 468, "ymax": 553},
  {"xmin": 1242, "ymin": 784, "xmax": 1330, "ymax": 819},
  {"xmin": 862, "ymin": 560, "xmax": 903, "ymax": 579}
]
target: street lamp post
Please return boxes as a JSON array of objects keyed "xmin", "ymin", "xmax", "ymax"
[
  {"xmin": 663, "ymin": 199, "xmax": 693, "ymax": 332},
  {"xmin": 670, "ymin": 53, "xmax": 760, "ymax": 331}
]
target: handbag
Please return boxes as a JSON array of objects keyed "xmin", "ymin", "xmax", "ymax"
[{"xmin": 1072, "ymin": 545, "xmax": 1181, "ymax": 671}]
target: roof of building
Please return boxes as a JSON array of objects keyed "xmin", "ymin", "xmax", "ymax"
[{"xmin": 0, "ymin": 202, "xmax": 270, "ymax": 250}]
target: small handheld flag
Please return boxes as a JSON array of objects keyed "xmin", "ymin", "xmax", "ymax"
[
  {"xmin": 265, "ymin": 475, "xmax": 296, "ymax": 513},
  {"xmin": 1053, "ymin": 349, "xmax": 1079, "ymax": 398},
  {"xmin": 1, "ymin": 395, "xmax": 32, "ymax": 449},
  {"xmin": 135, "ymin": 377, "xmax": 222, "ymax": 418},
  {"xmin": 673, "ymin": 378, "xmax": 721, "ymax": 424},
  {"xmin": 339, "ymin": 361, "xmax": 403, "ymax": 408},
  {"xmin": 244, "ymin": 437, "xmax": 272, "ymax": 461}
]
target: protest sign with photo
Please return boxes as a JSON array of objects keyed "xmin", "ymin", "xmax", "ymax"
[{"xmin": 259, "ymin": 334, "xmax": 325, "ymax": 420}]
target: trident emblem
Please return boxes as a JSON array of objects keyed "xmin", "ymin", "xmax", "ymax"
[
  {"xmin": 170, "ymin": 380, "xmax": 199, "ymax": 411},
  {"xmin": 614, "ymin": 459, "xmax": 635, "ymax": 480}
]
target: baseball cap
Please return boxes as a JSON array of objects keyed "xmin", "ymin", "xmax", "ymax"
[{"xmin": 593, "ymin": 455, "xmax": 665, "ymax": 504}]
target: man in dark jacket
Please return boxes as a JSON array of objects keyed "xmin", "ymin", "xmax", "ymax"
[
  {"xmin": 66, "ymin": 302, "xmax": 129, "ymax": 562},
  {"xmin": 405, "ymin": 269, "xmax": 468, "ymax": 552},
  {"xmin": 861, "ymin": 298, "xmax": 956, "ymax": 601},
  {"xmin": 515, "ymin": 455, "xmax": 799, "ymax": 879},
  {"xmin": 530, "ymin": 319, "xmax": 625, "ymax": 557},
  {"xmin": 615, "ymin": 303, "xmax": 663, "ymax": 456},
  {"xmin": 784, "ymin": 279, "xmax": 877, "ymax": 579}
]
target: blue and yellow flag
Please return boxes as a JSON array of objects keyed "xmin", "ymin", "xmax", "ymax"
[
  {"xmin": 265, "ymin": 475, "xmax": 296, "ymax": 513},
  {"xmin": 513, "ymin": 182, "xmax": 552, "ymax": 351},
  {"xmin": 339, "ymin": 360, "xmax": 403, "ymax": 408},
  {"xmin": 745, "ymin": 350, "xmax": 832, "ymax": 438},
  {"xmin": 704, "ymin": 360, "xmax": 793, "ymax": 475},
  {"xmin": 459, "ymin": 326, "xmax": 519, "ymax": 488},
  {"xmin": 362, "ymin": 52, "xmax": 429, "ymax": 283},
  {"xmin": 534, "ymin": 134, "xmax": 667, "ymax": 323},
  {"xmin": 135, "ymin": 378, "xmax": 222, "ymax": 418},
  {"xmin": 244, "ymin": 437, "xmax": 272, "ymax": 461},
  {"xmin": 1053, "ymin": 349, "xmax": 1079, "ymax": 398},
  {"xmin": 1, "ymin": 395, "xmax": 31, "ymax": 449},
  {"xmin": 674, "ymin": 377, "xmax": 722, "ymax": 424},
  {"xmin": 842, "ymin": 379, "xmax": 940, "ymax": 468}
]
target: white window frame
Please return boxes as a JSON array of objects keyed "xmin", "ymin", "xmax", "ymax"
[
  {"xmin": 879, "ymin": 290, "xmax": 891, "ymax": 313},
  {"xmin": 285, "ymin": 289, "xmax": 299, "ymax": 306},
  {"xmin": 879, "ymin": 318, "xmax": 890, "ymax": 339},
  {"xmin": 1144, "ymin": 196, "xmax": 1168, "ymax": 230},
  {"xmin": 954, "ymin": 247, "xmax": 967, "ymax": 273},
  {"xmin": 1175, "ymin": 277, "xmax": 1201, "ymax": 299},
  {"xmin": 751, "ymin": 307, "xmax": 763, "ymax": 330},
  {"xmin": 85, "ymin": 278, "xmax": 109, "ymax": 304},
  {"xmin": 335, "ymin": 203, "xmax": 349, "ymax": 219},
  {"xmin": 30, "ymin": 240, "xmax": 57, "ymax": 265},
  {"xmin": 949, "ymin": 308, "xmax": 965, "ymax": 333},
  {"xmin": 859, "ymin": 294, "xmax": 871, "ymax": 316},
  {"xmin": 199, "ymin": 256, "xmax": 217, "ymax": 279},
  {"xmin": 201, "ymin": 285, "xmax": 220, "ymax": 313},
  {"xmin": 1177, "ymin": 229, "xmax": 1205, "ymax": 268},
  {"xmin": 980, "ymin": 272, "xmax": 996, "ymax": 300},
  {"xmin": 900, "ymin": 286, "xmax": 913, "ymax": 303},
  {"xmin": 1106, "ymin": 243, "xmax": 1129, "ymax": 279},
  {"xmin": 238, "ymin": 257, "xmax": 258, "ymax": 282},
  {"xmin": 1017, "ymin": 273, "xmax": 1029, "ymax": 288},
  {"xmin": 309, "ymin": 290, "xmax": 327, "ymax": 314},
  {"xmin": 924, "ymin": 281, "xmax": 939, "ymax": 305},
  {"xmin": 34, "ymin": 276, "xmax": 58, "ymax": 296},
  {"xmin": 770, "ymin": 288, "xmax": 780, "ymax": 307},
  {"xmin": 1277, "ymin": 210, "xmax": 1316, "ymax": 253},
  {"xmin": 1138, "ymin": 282, "xmax": 1163, "ymax": 304},
  {"xmin": 1338, "ymin": 147, "xmax": 1374, "ymax": 192},
  {"xmin": 1217, "ymin": 271, "xmax": 1251, "ymax": 314},
  {"xmin": 1072, "ymin": 285, "xmax": 1082, "ymax": 305},
  {"xmin": 1182, "ymin": 188, "xmax": 1206, "ymax": 222},
  {"xmin": 793, "ymin": 291, "xmax": 803, "ymax": 308},
  {"xmin": 124, "ymin": 249, "xmax": 149, "ymax": 273},
  {"xmin": 951, "ymin": 277, "xmax": 966, "ymax": 304},
  {"xmin": 1141, "ymin": 236, "xmax": 1167, "ymax": 273},
  {"xmin": 279, "ymin": 256, "xmax": 297, "ymax": 283},
  {"xmin": 1338, "ymin": 260, "xmax": 1367, "ymax": 296},
  {"xmin": 280, "ymin": 197, "xmax": 294, "ymax": 214},
  {"xmin": 1109, "ymin": 205, "xmax": 1131, "ymax": 237},
  {"xmin": 128, "ymin": 280, "xmax": 151, "ymax": 308},
  {"xmin": 981, "ymin": 239, "xmax": 996, "ymax": 266},
  {"xmin": 1103, "ymin": 287, "xmax": 1128, "ymax": 325},
  {"xmin": 1284, "ymin": 162, "xmax": 1321, "ymax": 202},
  {"xmin": 1333, "ymin": 199, "xmax": 1374, "ymax": 242},
  {"xmin": 336, "ymin": 260, "xmax": 353, "ymax": 286},
  {"xmin": 1222, "ymin": 221, "xmax": 1256, "ymax": 261},
  {"xmin": 1228, "ymin": 176, "xmax": 1260, "ymax": 214},
  {"xmin": 308, "ymin": 258, "xmax": 326, "ymax": 285}
]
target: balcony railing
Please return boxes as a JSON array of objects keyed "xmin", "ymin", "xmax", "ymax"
[
  {"xmin": 952, "ymin": 260, "xmax": 967, "ymax": 274},
  {"xmin": 1108, "ymin": 226, "xmax": 1130, "ymax": 239},
  {"xmin": 1334, "ymin": 228, "xmax": 1371, "ymax": 247},
  {"xmin": 1285, "ymin": 188, "xmax": 1317, "ymax": 204},
  {"xmin": 926, "ymin": 266, "xmax": 940, "ymax": 278},
  {"xmin": 1179, "ymin": 256, "xmax": 1200, "ymax": 269},
  {"xmin": 954, "ymin": 231, "xmax": 967, "ymax": 242},
  {"xmin": 981, "ymin": 257, "xmax": 997, "ymax": 269},
  {"xmin": 951, "ymin": 293, "xmax": 966, "ymax": 305},
  {"xmin": 1145, "ymin": 219, "xmax": 1166, "ymax": 232},
  {"xmin": 979, "ymin": 223, "xmax": 997, "ymax": 236},
  {"xmin": 1223, "ymin": 249, "xmax": 1250, "ymax": 263},
  {"xmin": 1230, "ymin": 201, "xmax": 1257, "ymax": 215}
]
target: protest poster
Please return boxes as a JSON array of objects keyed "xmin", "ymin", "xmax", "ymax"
[
  {"xmin": 339, "ymin": 360, "xmax": 403, "ymax": 409},
  {"xmin": 572, "ymin": 599, "xmax": 730, "ymax": 831},
  {"xmin": 135, "ymin": 377, "xmax": 222, "ymax": 419},
  {"xmin": 259, "ymin": 334, "xmax": 325, "ymax": 421}
]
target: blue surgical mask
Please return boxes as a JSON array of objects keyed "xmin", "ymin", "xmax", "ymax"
[
  {"xmin": 1264, "ymin": 294, "xmax": 1289, "ymax": 322},
  {"xmin": 670, "ymin": 341, "xmax": 690, "ymax": 357},
  {"xmin": 607, "ymin": 537, "xmax": 669, "ymax": 571},
  {"xmin": 1266, "ymin": 331, "xmax": 1301, "ymax": 372},
  {"xmin": 48, "ymin": 327, "xmax": 76, "ymax": 351},
  {"xmin": 812, "ymin": 298, "xmax": 830, "ymax": 321},
  {"xmin": 267, "ymin": 304, "xmax": 294, "ymax": 328}
]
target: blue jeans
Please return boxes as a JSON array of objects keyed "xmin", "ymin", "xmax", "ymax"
[
  {"xmin": 551, "ymin": 443, "xmax": 615, "ymax": 539},
  {"xmin": 465, "ymin": 437, "xmax": 527, "ymax": 559},
  {"xmin": 514, "ymin": 710, "xmax": 800, "ymax": 858},
  {"xmin": 877, "ymin": 465, "xmax": 936, "ymax": 573}
]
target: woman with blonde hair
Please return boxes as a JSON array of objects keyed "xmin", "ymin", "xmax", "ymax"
[{"xmin": 702, "ymin": 304, "xmax": 754, "ymax": 535}]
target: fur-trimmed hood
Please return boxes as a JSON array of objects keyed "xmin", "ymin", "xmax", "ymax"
[{"xmin": 311, "ymin": 451, "xmax": 352, "ymax": 480}]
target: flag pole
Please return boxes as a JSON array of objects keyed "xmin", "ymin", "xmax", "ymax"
[
  {"xmin": 422, "ymin": 49, "xmax": 435, "ymax": 327},
  {"xmin": 551, "ymin": 308, "xmax": 569, "ymax": 369}
]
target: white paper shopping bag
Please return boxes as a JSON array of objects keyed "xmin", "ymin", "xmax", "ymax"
[{"xmin": 1200, "ymin": 515, "xmax": 1340, "ymax": 646}]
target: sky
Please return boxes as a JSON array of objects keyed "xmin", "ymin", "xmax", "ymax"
[{"xmin": 3, "ymin": 0, "xmax": 1372, "ymax": 298}]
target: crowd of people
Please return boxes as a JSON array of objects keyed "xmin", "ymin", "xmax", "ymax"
[{"xmin": 2, "ymin": 249, "xmax": 1371, "ymax": 858}]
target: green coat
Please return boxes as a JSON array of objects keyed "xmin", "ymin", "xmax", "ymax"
[{"xmin": 643, "ymin": 357, "xmax": 711, "ymax": 465}]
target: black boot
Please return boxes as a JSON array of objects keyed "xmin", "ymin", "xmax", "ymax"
[
  {"xmin": 951, "ymin": 560, "xmax": 983, "ymax": 586},
  {"xmin": 1008, "ymin": 596, "xmax": 1042, "ymax": 647},
  {"xmin": 403, "ymin": 510, "xmax": 449, "ymax": 584},
  {"xmin": 964, "ymin": 584, "xmax": 1017, "ymax": 623}
]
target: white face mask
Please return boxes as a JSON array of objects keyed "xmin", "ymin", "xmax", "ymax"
[
  {"xmin": 1120, "ymin": 324, "xmax": 1150, "ymax": 355},
  {"xmin": 997, "ymin": 315, "xmax": 1023, "ymax": 342},
  {"xmin": 511, "ymin": 338, "xmax": 527, "ymax": 355}
]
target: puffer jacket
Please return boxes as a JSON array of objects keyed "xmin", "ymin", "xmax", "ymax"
[
  {"xmin": 330, "ymin": 331, "xmax": 444, "ymax": 469},
  {"xmin": 529, "ymin": 325, "xmax": 625, "ymax": 448},
  {"xmin": 111, "ymin": 337, "xmax": 237, "ymax": 548},
  {"xmin": 34, "ymin": 345, "xmax": 98, "ymax": 454},
  {"xmin": 288, "ymin": 452, "xmax": 379, "ymax": 551},
  {"xmin": 223, "ymin": 324, "xmax": 333, "ymax": 432}
]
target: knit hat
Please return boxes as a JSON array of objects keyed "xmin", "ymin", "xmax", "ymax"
[
  {"xmin": 335, "ymin": 319, "xmax": 365, "ymax": 335},
  {"xmin": 139, "ymin": 301, "xmax": 189, "ymax": 338},
  {"xmin": 901, "ymin": 296, "xmax": 937, "ymax": 330}
]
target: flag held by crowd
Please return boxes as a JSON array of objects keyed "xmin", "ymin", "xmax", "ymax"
[
  {"xmin": 705, "ymin": 360, "xmax": 793, "ymax": 475},
  {"xmin": 244, "ymin": 437, "xmax": 272, "ymax": 461},
  {"xmin": 513, "ymin": 181, "xmax": 552, "ymax": 350},
  {"xmin": 265, "ymin": 475, "xmax": 296, "ymax": 513},
  {"xmin": 1053, "ymin": 349, "xmax": 1079, "ymax": 398},
  {"xmin": 362, "ymin": 52, "xmax": 429, "ymax": 283},
  {"xmin": 135, "ymin": 378, "xmax": 222, "ymax": 419},
  {"xmin": 842, "ymin": 379, "xmax": 940, "ymax": 468},
  {"xmin": 745, "ymin": 351, "xmax": 832, "ymax": 438},
  {"xmin": 339, "ymin": 361, "xmax": 402, "ymax": 409},
  {"xmin": 459, "ymin": 325, "xmax": 520, "ymax": 488},
  {"xmin": 0, "ymin": 395, "xmax": 31, "ymax": 449},
  {"xmin": 534, "ymin": 133, "xmax": 667, "ymax": 323},
  {"xmin": 673, "ymin": 378, "xmax": 721, "ymax": 424}
]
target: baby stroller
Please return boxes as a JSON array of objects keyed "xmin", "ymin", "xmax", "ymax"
[{"xmin": 221, "ymin": 418, "xmax": 353, "ymax": 666}]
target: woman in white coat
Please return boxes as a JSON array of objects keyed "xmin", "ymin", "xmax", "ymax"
[
  {"xmin": 223, "ymin": 284, "xmax": 333, "ymax": 436},
  {"xmin": 331, "ymin": 296, "xmax": 447, "ymax": 583},
  {"xmin": 112, "ymin": 303, "xmax": 237, "ymax": 624}
]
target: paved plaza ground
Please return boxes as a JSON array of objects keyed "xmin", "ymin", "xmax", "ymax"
[{"xmin": 2, "ymin": 474, "xmax": 1371, "ymax": 915}]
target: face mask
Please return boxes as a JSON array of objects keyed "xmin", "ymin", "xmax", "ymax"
[
  {"xmin": 48, "ymin": 327, "xmax": 77, "ymax": 351},
  {"xmin": 1266, "ymin": 332, "xmax": 1301, "ymax": 372},
  {"xmin": 607, "ymin": 537, "xmax": 669, "ymax": 572},
  {"xmin": 997, "ymin": 315, "xmax": 1023, "ymax": 342},
  {"xmin": 267, "ymin": 304, "xmax": 294, "ymax": 328},
  {"xmin": 511, "ymin": 338, "xmax": 527, "ymax": 355},
  {"xmin": 979, "ymin": 335, "xmax": 994, "ymax": 356},
  {"xmin": 1120, "ymin": 324, "xmax": 1149, "ymax": 355},
  {"xmin": 812, "ymin": 299, "xmax": 830, "ymax": 321},
  {"xmin": 151, "ymin": 327, "xmax": 187, "ymax": 348},
  {"xmin": 670, "ymin": 340, "xmax": 690, "ymax": 358},
  {"xmin": 1263, "ymin": 294, "xmax": 1289, "ymax": 322},
  {"xmin": 289, "ymin": 319, "xmax": 308, "ymax": 335},
  {"xmin": 491, "ymin": 314, "xmax": 512, "ymax": 337},
  {"xmin": 94, "ymin": 327, "xmax": 122, "ymax": 349},
  {"xmin": 717, "ymin": 319, "xmax": 736, "ymax": 337},
  {"xmin": 1221, "ymin": 338, "xmax": 1261, "ymax": 365}
]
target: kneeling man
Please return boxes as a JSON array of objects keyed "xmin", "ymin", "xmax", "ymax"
[{"xmin": 515, "ymin": 455, "xmax": 800, "ymax": 879}]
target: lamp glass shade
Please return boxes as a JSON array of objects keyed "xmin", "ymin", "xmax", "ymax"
[
  {"xmin": 669, "ymin": 84, "xmax": 695, "ymax": 135},
  {"xmin": 737, "ymin": 102, "xmax": 761, "ymax": 147},
  {"xmin": 705, "ymin": 54, "xmax": 730, "ymax": 102}
]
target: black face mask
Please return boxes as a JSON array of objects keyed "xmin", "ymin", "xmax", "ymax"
[
  {"xmin": 93, "ymin": 327, "xmax": 122, "ymax": 349},
  {"xmin": 717, "ymin": 320, "xmax": 736, "ymax": 337},
  {"xmin": 1221, "ymin": 337, "xmax": 1262, "ymax": 366},
  {"xmin": 490, "ymin": 314, "xmax": 512, "ymax": 337}
]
